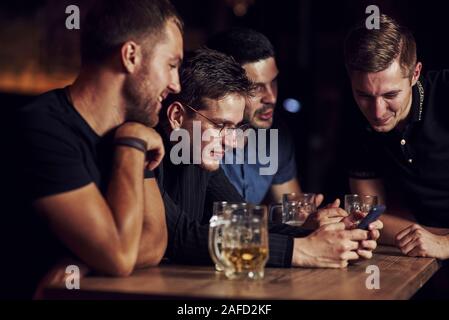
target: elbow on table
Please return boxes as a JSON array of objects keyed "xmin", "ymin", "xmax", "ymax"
[
  {"xmin": 138, "ymin": 234, "xmax": 168, "ymax": 268},
  {"xmin": 103, "ymin": 251, "xmax": 137, "ymax": 277}
]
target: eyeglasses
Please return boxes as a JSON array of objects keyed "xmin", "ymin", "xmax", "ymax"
[{"xmin": 183, "ymin": 103, "xmax": 251, "ymax": 137}]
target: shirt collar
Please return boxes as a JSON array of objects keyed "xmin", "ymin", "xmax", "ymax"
[{"xmin": 410, "ymin": 78, "xmax": 425, "ymax": 123}]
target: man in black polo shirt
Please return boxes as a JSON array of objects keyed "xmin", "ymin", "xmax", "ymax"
[
  {"xmin": 4, "ymin": 0, "xmax": 183, "ymax": 298},
  {"xmin": 345, "ymin": 14, "xmax": 449, "ymax": 260},
  {"xmin": 157, "ymin": 48, "xmax": 382, "ymax": 269}
]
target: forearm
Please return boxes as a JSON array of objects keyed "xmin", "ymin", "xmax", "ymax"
[
  {"xmin": 267, "ymin": 233, "xmax": 295, "ymax": 267},
  {"xmin": 135, "ymin": 179, "xmax": 167, "ymax": 268},
  {"xmin": 106, "ymin": 147, "xmax": 145, "ymax": 266},
  {"xmin": 424, "ymin": 226, "xmax": 449, "ymax": 236},
  {"xmin": 380, "ymin": 210, "xmax": 449, "ymax": 245},
  {"xmin": 379, "ymin": 212, "xmax": 416, "ymax": 245}
]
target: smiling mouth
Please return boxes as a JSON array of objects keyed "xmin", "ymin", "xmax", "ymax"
[
  {"xmin": 258, "ymin": 109, "xmax": 274, "ymax": 121},
  {"xmin": 374, "ymin": 117, "xmax": 392, "ymax": 126}
]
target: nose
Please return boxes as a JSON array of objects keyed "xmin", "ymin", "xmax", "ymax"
[
  {"xmin": 262, "ymin": 84, "xmax": 277, "ymax": 105},
  {"xmin": 373, "ymin": 97, "xmax": 387, "ymax": 120},
  {"xmin": 168, "ymin": 71, "xmax": 181, "ymax": 94},
  {"xmin": 222, "ymin": 131, "xmax": 239, "ymax": 150}
]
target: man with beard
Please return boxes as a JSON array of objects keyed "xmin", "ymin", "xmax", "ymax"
[
  {"xmin": 206, "ymin": 28, "xmax": 316, "ymax": 206},
  {"xmin": 156, "ymin": 48, "xmax": 382, "ymax": 269},
  {"xmin": 5, "ymin": 0, "xmax": 183, "ymax": 298}
]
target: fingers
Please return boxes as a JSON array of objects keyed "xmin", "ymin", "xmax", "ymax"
[
  {"xmin": 315, "ymin": 194, "xmax": 324, "ymax": 208},
  {"xmin": 360, "ymin": 240, "xmax": 377, "ymax": 251},
  {"xmin": 357, "ymin": 239, "xmax": 378, "ymax": 259},
  {"xmin": 369, "ymin": 229, "xmax": 380, "ymax": 241},
  {"xmin": 340, "ymin": 251, "xmax": 360, "ymax": 261},
  {"xmin": 342, "ymin": 211, "xmax": 365, "ymax": 229},
  {"xmin": 400, "ymin": 238, "xmax": 420, "ymax": 255},
  {"xmin": 328, "ymin": 261, "xmax": 349, "ymax": 269},
  {"xmin": 320, "ymin": 218, "xmax": 345, "ymax": 226},
  {"xmin": 344, "ymin": 240, "xmax": 360, "ymax": 251},
  {"xmin": 366, "ymin": 220, "xmax": 383, "ymax": 240},
  {"xmin": 397, "ymin": 232, "xmax": 416, "ymax": 249},
  {"xmin": 356, "ymin": 239, "xmax": 378, "ymax": 259},
  {"xmin": 318, "ymin": 208, "xmax": 348, "ymax": 219},
  {"xmin": 321, "ymin": 222, "xmax": 346, "ymax": 232},
  {"xmin": 357, "ymin": 250, "xmax": 373, "ymax": 259},
  {"xmin": 407, "ymin": 245, "xmax": 426, "ymax": 258},
  {"xmin": 369, "ymin": 219, "xmax": 383, "ymax": 231},
  {"xmin": 348, "ymin": 229, "xmax": 369, "ymax": 241},
  {"xmin": 396, "ymin": 224, "xmax": 420, "ymax": 241}
]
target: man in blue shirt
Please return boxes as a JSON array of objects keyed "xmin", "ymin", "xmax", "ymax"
[{"xmin": 207, "ymin": 28, "xmax": 302, "ymax": 205}]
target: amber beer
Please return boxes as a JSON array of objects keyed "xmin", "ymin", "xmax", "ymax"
[
  {"xmin": 221, "ymin": 205, "xmax": 269, "ymax": 280},
  {"xmin": 222, "ymin": 245, "xmax": 268, "ymax": 273}
]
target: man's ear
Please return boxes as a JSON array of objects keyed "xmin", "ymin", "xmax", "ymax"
[
  {"xmin": 121, "ymin": 41, "xmax": 141, "ymax": 73},
  {"xmin": 167, "ymin": 102, "xmax": 186, "ymax": 130},
  {"xmin": 411, "ymin": 62, "xmax": 423, "ymax": 86}
]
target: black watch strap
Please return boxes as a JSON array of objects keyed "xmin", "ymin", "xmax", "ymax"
[{"xmin": 114, "ymin": 137, "xmax": 148, "ymax": 154}]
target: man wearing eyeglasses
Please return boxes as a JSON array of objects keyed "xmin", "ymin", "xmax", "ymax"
[
  {"xmin": 155, "ymin": 48, "xmax": 272, "ymax": 264},
  {"xmin": 206, "ymin": 28, "xmax": 318, "ymax": 207}
]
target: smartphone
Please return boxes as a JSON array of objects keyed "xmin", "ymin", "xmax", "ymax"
[{"xmin": 358, "ymin": 205, "xmax": 386, "ymax": 230}]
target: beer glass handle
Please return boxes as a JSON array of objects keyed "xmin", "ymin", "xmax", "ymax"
[
  {"xmin": 269, "ymin": 204, "xmax": 282, "ymax": 223},
  {"xmin": 208, "ymin": 221, "xmax": 227, "ymax": 271}
]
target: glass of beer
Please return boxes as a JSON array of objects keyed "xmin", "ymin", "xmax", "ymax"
[
  {"xmin": 269, "ymin": 193, "xmax": 317, "ymax": 227},
  {"xmin": 221, "ymin": 204, "xmax": 269, "ymax": 280},
  {"xmin": 208, "ymin": 201, "xmax": 243, "ymax": 272},
  {"xmin": 344, "ymin": 194, "xmax": 378, "ymax": 224}
]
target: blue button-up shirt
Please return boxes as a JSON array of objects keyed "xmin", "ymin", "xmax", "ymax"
[{"xmin": 221, "ymin": 121, "xmax": 297, "ymax": 204}]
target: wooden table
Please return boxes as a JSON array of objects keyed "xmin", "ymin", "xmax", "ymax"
[{"xmin": 42, "ymin": 246, "xmax": 440, "ymax": 300}]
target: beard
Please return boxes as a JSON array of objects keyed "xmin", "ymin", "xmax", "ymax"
[
  {"xmin": 123, "ymin": 70, "xmax": 159, "ymax": 128},
  {"xmin": 200, "ymin": 160, "xmax": 220, "ymax": 172},
  {"xmin": 250, "ymin": 103, "xmax": 275, "ymax": 128},
  {"xmin": 254, "ymin": 104, "xmax": 275, "ymax": 115}
]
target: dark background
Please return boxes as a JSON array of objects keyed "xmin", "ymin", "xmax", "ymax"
[{"xmin": 1, "ymin": 0, "xmax": 449, "ymax": 202}]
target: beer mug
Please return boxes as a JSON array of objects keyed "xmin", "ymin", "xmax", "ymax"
[
  {"xmin": 208, "ymin": 201, "xmax": 239, "ymax": 272},
  {"xmin": 269, "ymin": 193, "xmax": 317, "ymax": 227},
  {"xmin": 344, "ymin": 194, "xmax": 378, "ymax": 223},
  {"xmin": 221, "ymin": 205, "xmax": 269, "ymax": 280}
]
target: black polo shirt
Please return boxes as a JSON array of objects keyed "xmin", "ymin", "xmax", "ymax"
[{"xmin": 348, "ymin": 70, "xmax": 449, "ymax": 228}]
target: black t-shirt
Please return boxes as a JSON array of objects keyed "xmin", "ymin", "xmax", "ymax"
[
  {"xmin": 347, "ymin": 70, "xmax": 449, "ymax": 228},
  {"xmin": 4, "ymin": 88, "xmax": 152, "ymax": 298}
]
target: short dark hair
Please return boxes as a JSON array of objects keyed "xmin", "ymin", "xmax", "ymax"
[
  {"xmin": 206, "ymin": 27, "xmax": 275, "ymax": 65},
  {"xmin": 81, "ymin": 0, "xmax": 182, "ymax": 65},
  {"xmin": 163, "ymin": 48, "xmax": 253, "ymax": 114},
  {"xmin": 344, "ymin": 14, "xmax": 417, "ymax": 79}
]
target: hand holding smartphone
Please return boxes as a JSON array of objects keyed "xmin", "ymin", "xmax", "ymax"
[{"xmin": 357, "ymin": 205, "xmax": 386, "ymax": 230}]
